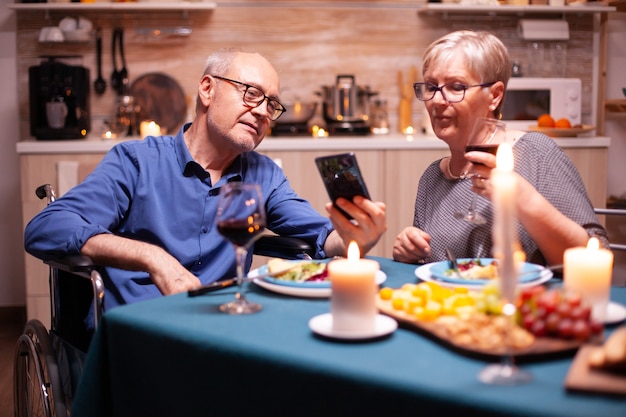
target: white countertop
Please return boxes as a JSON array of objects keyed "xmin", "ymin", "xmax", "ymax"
[{"xmin": 15, "ymin": 133, "xmax": 611, "ymax": 154}]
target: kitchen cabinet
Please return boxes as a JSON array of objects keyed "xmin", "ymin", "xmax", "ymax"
[{"xmin": 17, "ymin": 136, "xmax": 609, "ymax": 327}]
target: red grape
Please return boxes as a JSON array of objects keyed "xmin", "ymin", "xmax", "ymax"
[
  {"xmin": 545, "ymin": 312, "xmax": 560, "ymax": 333},
  {"xmin": 557, "ymin": 318, "xmax": 574, "ymax": 339},
  {"xmin": 589, "ymin": 320, "xmax": 603, "ymax": 335},
  {"xmin": 572, "ymin": 319, "xmax": 591, "ymax": 341},
  {"xmin": 531, "ymin": 320, "xmax": 548, "ymax": 337},
  {"xmin": 570, "ymin": 305, "xmax": 591, "ymax": 321},
  {"xmin": 516, "ymin": 286, "xmax": 601, "ymax": 342},
  {"xmin": 564, "ymin": 291, "xmax": 583, "ymax": 308}
]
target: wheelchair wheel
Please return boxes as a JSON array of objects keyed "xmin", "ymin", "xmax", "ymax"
[{"xmin": 14, "ymin": 320, "xmax": 67, "ymax": 417}]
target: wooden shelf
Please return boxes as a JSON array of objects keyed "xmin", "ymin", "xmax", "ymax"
[
  {"xmin": 608, "ymin": 0, "xmax": 626, "ymax": 12},
  {"xmin": 416, "ymin": 3, "xmax": 616, "ymax": 15},
  {"xmin": 8, "ymin": 1, "xmax": 216, "ymax": 12},
  {"xmin": 605, "ymin": 99, "xmax": 626, "ymax": 113}
]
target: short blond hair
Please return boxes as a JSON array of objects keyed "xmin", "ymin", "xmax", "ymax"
[{"xmin": 422, "ymin": 31, "xmax": 511, "ymax": 118}]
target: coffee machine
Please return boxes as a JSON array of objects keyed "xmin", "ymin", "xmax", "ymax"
[{"xmin": 29, "ymin": 56, "xmax": 90, "ymax": 140}]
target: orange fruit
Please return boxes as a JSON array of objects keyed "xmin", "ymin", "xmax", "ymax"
[
  {"xmin": 537, "ymin": 114, "xmax": 555, "ymax": 128},
  {"xmin": 555, "ymin": 118, "xmax": 572, "ymax": 128}
]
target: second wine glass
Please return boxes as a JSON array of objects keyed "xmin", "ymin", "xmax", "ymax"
[
  {"xmin": 453, "ymin": 117, "xmax": 507, "ymax": 225},
  {"xmin": 216, "ymin": 182, "xmax": 267, "ymax": 315}
]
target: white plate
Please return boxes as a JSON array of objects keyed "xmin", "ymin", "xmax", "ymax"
[
  {"xmin": 428, "ymin": 259, "xmax": 543, "ymax": 285},
  {"xmin": 604, "ymin": 301, "xmax": 626, "ymax": 325},
  {"xmin": 308, "ymin": 313, "xmax": 397, "ymax": 340},
  {"xmin": 253, "ymin": 270, "xmax": 387, "ymax": 298},
  {"xmin": 414, "ymin": 262, "xmax": 553, "ymax": 289}
]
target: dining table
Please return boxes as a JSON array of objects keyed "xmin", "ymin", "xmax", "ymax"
[{"xmin": 71, "ymin": 256, "xmax": 626, "ymax": 417}]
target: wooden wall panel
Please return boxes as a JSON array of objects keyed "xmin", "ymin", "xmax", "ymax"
[{"xmin": 15, "ymin": 3, "xmax": 596, "ymax": 140}]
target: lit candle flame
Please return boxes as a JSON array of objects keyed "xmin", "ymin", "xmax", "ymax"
[
  {"xmin": 347, "ymin": 240, "xmax": 360, "ymax": 261},
  {"xmin": 587, "ymin": 237, "xmax": 600, "ymax": 251},
  {"xmin": 495, "ymin": 142, "xmax": 514, "ymax": 172}
]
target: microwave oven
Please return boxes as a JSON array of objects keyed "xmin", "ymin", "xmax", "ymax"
[{"xmin": 501, "ymin": 78, "xmax": 582, "ymax": 131}]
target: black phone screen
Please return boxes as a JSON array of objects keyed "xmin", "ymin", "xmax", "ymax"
[{"xmin": 315, "ymin": 153, "xmax": 370, "ymax": 219}]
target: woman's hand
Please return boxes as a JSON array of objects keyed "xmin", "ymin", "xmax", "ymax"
[
  {"xmin": 393, "ymin": 226, "xmax": 431, "ymax": 264},
  {"xmin": 465, "ymin": 150, "xmax": 496, "ymax": 197}
]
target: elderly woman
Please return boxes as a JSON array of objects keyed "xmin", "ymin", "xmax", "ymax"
[{"xmin": 393, "ymin": 30, "xmax": 608, "ymax": 267}]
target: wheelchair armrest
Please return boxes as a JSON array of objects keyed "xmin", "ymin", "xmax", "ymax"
[
  {"xmin": 44, "ymin": 254, "xmax": 97, "ymax": 273},
  {"xmin": 253, "ymin": 235, "xmax": 315, "ymax": 259},
  {"xmin": 45, "ymin": 254, "xmax": 105, "ymax": 337}
]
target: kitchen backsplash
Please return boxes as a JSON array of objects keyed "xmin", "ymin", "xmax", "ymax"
[{"xmin": 15, "ymin": 1, "xmax": 596, "ymax": 139}]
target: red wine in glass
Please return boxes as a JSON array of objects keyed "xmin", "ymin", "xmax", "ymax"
[
  {"xmin": 454, "ymin": 118, "xmax": 507, "ymax": 225},
  {"xmin": 217, "ymin": 218, "xmax": 265, "ymax": 248},
  {"xmin": 216, "ymin": 182, "xmax": 266, "ymax": 315}
]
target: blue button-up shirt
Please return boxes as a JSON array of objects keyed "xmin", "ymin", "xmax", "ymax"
[{"xmin": 25, "ymin": 124, "xmax": 333, "ymax": 310}]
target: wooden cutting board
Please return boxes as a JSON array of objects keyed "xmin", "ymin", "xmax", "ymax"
[
  {"xmin": 377, "ymin": 297, "xmax": 597, "ymax": 361},
  {"xmin": 565, "ymin": 345, "xmax": 626, "ymax": 396}
]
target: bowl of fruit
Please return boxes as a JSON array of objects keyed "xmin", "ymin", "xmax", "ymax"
[{"xmin": 529, "ymin": 113, "xmax": 595, "ymax": 137}]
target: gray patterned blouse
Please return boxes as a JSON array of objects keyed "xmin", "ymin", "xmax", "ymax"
[{"xmin": 412, "ymin": 131, "xmax": 609, "ymax": 266}]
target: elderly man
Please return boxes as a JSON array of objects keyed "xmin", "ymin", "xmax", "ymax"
[{"xmin": 25, "ymin": 48, "xmax": 387, "ymax": 311}]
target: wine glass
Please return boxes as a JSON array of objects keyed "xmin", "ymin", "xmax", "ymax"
[
  {"xmin": 453, "ymin": 118, "xmax": 507, "ymax": 225},
  {"xmin": 216, "ymin": 182, "xmax": 267, "ymax": 314},
  {"xmin": 478, "ymin": 257, "xmax": 532, "ymax": 385}
]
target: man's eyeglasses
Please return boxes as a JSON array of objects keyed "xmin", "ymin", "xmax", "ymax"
[
  {"xmin": 211, "ymin": 75, "xmax": 286, "ymax": 121},
  {"xmin": 413, "ymin": 82, "xmax": 496, "ymax": 103}
]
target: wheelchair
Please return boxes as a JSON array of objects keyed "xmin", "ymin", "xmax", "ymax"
[{"xmin": 14, "ymin": 184, "xmax": 314, "ymax": 417}]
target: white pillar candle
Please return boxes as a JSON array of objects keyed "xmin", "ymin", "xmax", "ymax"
[
  {"xmin": 491, "ymin": 142, "xmax": 518, "ymax": 302},
  {"xmin": 140, "ymin": 120, "xmax": 161, "ymax": 138},
  {"xmin": 564, "ymin": 237, "xmax": 614, "ymax": 322},
  {"xmin": 328, "ymin": 241, "xmax": 379, "ymax": 331}
]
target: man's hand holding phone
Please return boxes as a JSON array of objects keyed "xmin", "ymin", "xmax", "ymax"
[
  {"xmin": 315, "ymin": 153, "xmax": 371, "ymax": 220},
  {"xmin": 315, "ymin": 153, "xmax": 386, "ymax": 256}
]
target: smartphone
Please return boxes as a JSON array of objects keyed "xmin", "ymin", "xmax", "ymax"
[{"xmin": 315, "ymin": 152, "xmax": 371, "ymax": 219}]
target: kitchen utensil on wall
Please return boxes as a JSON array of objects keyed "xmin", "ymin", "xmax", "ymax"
[
  {"xmin": 110, "ymin": 28, "xmax": 121, "ymax": 94},
  {"xmin": 129, "ymin": 72, "xmax": 187, "ymax": 135},
  {"xmin": 110, "ymin": 28, "xmax": 129, "ymax": 95},
  {"xmin": 94, "ymin": 28, "xmax": 106, "ymax": 95},
  {"xmin": 118, "ymin": 28, "xmax": 129, "ymax": 93}
]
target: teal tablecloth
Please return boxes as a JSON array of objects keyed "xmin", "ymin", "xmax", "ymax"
[{"xmin": 72, "ymin": 257, "xmax": 626, "ymax": 417}]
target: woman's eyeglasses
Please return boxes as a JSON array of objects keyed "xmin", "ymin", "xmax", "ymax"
[{"xmin": 413, "ymin": 82, "xmax": 496, "ymax": 103}]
